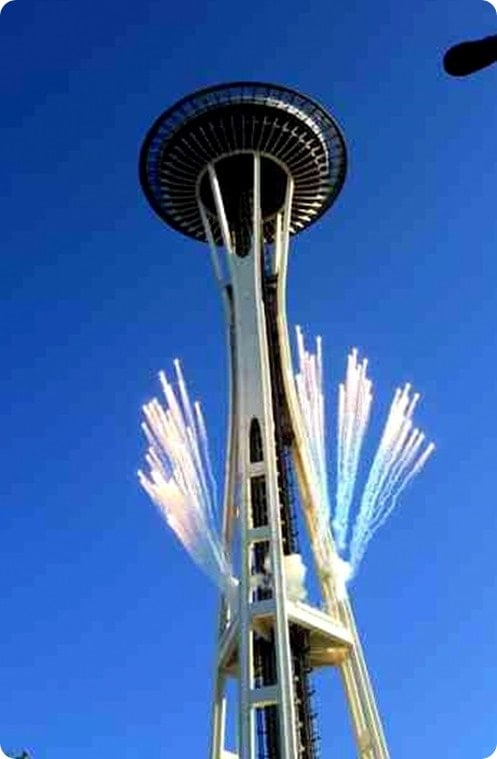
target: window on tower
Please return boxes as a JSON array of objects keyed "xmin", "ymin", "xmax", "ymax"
[
  {"xmin": 250, "ymin": 475, "xmax": 268, "ymax": 527},
  {"xmin": 249, "ymin": 418, "xmax": 264, "ymax": 462}
]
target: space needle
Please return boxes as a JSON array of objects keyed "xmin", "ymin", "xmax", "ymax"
[{"xmin": 139, "ymin": 82, "xmax": 389, "ymax": 759}]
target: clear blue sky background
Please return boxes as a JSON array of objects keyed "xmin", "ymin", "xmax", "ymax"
[{"xmin": 1, "ymin": 0, "xmax": 497, "ymax": 756}]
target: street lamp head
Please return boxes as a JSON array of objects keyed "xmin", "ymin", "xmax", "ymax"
[{"xmin": 443, "ymin": 34, "xmax": 497, "ymax": 77}]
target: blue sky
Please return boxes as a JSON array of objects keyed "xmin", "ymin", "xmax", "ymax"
[{"xmin": 1, "ymin": 0, "xmax": 497, "ymax": 756}]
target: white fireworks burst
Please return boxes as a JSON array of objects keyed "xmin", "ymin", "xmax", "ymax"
[
  {"xmin": 294, "ymin": 330, "xmax": 434, "ymax": 579},
  {"xmin": 138, "ymin": 360, "xmax": 234, "ymax": 594}
]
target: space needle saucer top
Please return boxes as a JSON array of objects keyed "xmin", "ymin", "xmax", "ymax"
[{"xmin": 139, "ymin": 82, "xmax": 347, "ymax": 245}]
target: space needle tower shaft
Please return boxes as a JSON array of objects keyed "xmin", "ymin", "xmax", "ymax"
[{"xmin": 139, "ymin": 82, "xmax": 389, "ymax": 759}]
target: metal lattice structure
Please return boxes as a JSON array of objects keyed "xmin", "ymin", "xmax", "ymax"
[{"xmin": 139, "ymin": 81, "xmax": 389, "ymax": 759}]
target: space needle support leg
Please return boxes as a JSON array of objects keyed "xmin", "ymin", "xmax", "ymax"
[
  {"xmin": 203, "ymin": 162, "xmax": 256, "ymax": 758},
  {"xmin": 199, "ymin": 191, "xmax": 237, "ymax": 759},
  {"xmin": 272, "ymin": 192, "xmax": 371, "ymax": 757},
  {"xmin": 200, "ymin": 204, "xmax": 226, "ymax": 289},
  {"xmin": 208, "ymin": 164, "xmax": 234, "ymax": 256},
  {"xmin": 210, "ymin": 675, "xmax": 227, "ymax": 759},
  {"xmin": 268, "ymin": 191, "xmax": 389, "ymax": 758},
  {"xmin": 339, "ymin": 644, "xmax": 370, "ymax": 754},
  {"xmin": 339, "ymin": 598, "xmax": 389, "ymax": 758},
  {"xmin": 253, "ymin": 155, "xmax": 299, "ymax": 759}
]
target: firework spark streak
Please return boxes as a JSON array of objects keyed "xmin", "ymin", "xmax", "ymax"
[
  {"xmin": 334, "ymin": 349, "xmax": 373, "ymax": 551},
  {"xmin": 294, "ymin": 327, "xmax": 330, "ymax": 544},
  {"xmin": 138, "ymin": 361, "xmax": 233, "ymax": 593},
  {"xmin": 349, "ymin": 384, "xmax": 435, "ymax": 573},
  {"xmin": 293, "ymin": 332, "xmax": 434, "ymax": 579}
]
